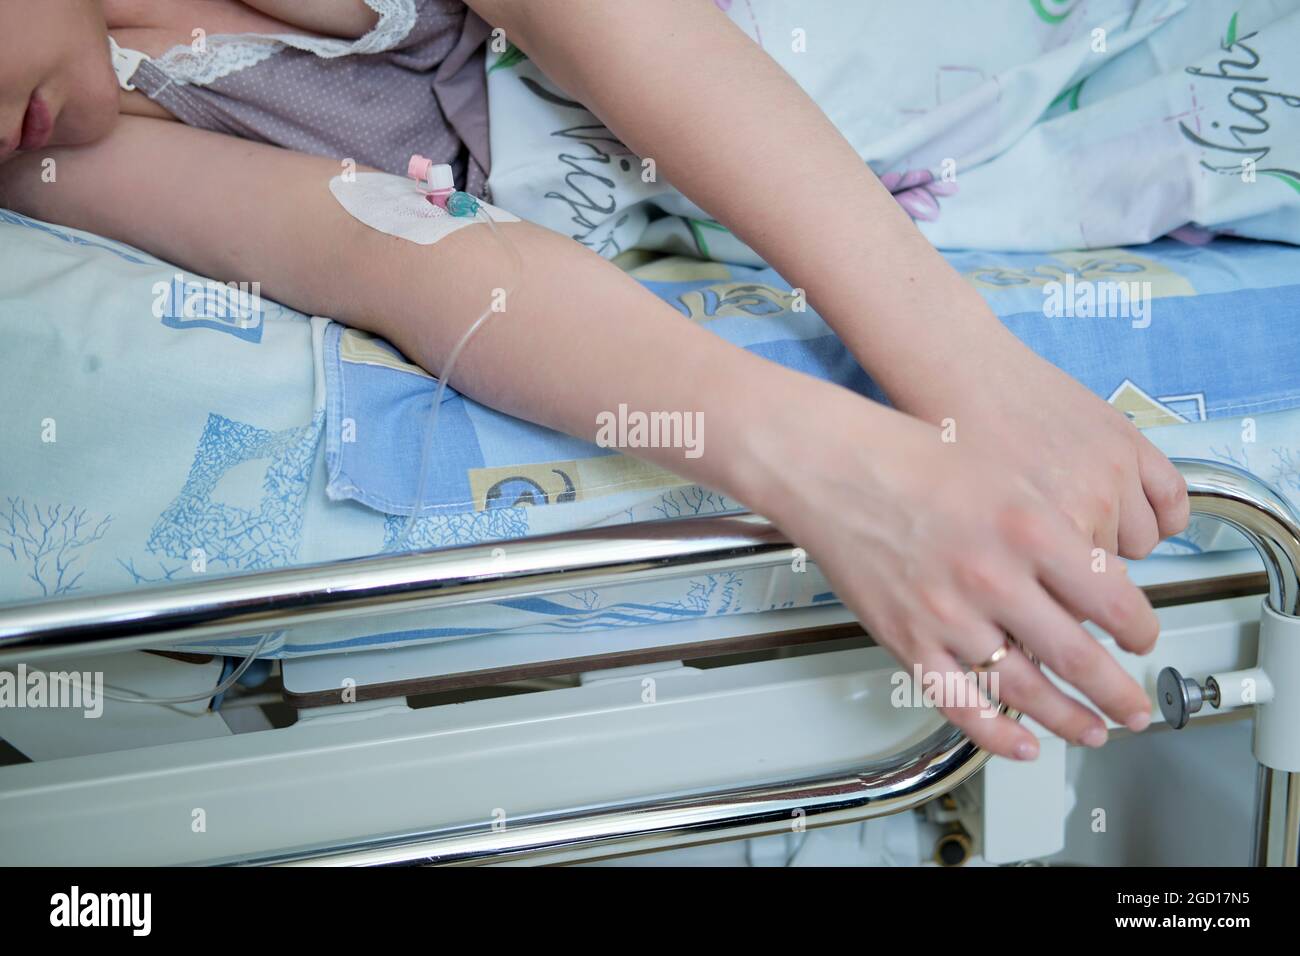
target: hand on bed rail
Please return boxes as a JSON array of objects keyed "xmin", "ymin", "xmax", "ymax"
[
  {"xmin": 749, "ymin": 386, "xmax": 1183, "ymax": 763},
  {"xmin": 856, "ymin": 297, "xmax": 1192, "ymax": 562}
]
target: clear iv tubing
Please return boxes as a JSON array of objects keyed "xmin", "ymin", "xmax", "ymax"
[
  {"xmin": 99, "ymin": 631, "xmax": 273, "ymax": 704},
  {"xmin": 23, "ymin": 630, "xmax": 275, "ymax": 707},
  {"xmin": 62, "ymin": 199, "xmax": 521, "ymax": 707},
  {"xmin": 395, "ymin": 202, "xmax": 522, "ymax": 551}
]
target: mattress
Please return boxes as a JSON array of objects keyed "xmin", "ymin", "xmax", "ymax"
[{"xmin": 1, "ymin": 209, "xmax": 1298, "ymax": 658}]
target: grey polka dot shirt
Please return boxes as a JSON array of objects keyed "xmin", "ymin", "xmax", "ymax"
[{"xmin": 129, "ymin": 0, "xmax": 492, "ymax": 196}]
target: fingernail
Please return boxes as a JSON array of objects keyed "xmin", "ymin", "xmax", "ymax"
[
  {"xmin": 1126, "ymin": 710, "xmax": 1151, "ymax": 733},
  {"xmin": 1080, "ymin": 726, "xmax": 1108, "ymax": 748},
  {"xmin": 1014, "ymin": 739, "xmax": 1039, "ymax": 761}
]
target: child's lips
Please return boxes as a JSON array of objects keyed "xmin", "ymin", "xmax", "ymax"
[{"xmin": 18, "ymin": 93, "xmax": 53, "ymax": 152}]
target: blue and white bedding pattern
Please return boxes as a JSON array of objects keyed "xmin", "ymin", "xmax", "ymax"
[
  {"xmin": 0, "ymin": 210, "xmax": 319, "ymax": 658},
  {"xmin": 486, "ymin": 0, "xmax": 1300, "ymax": 258},
  {"xmin": 2, "ymin": 211, "xmax": 1300, "ymax": 657},
  {"xmin": 326, "ymin": 238, "xmax": 1300, "ymax": 528}
]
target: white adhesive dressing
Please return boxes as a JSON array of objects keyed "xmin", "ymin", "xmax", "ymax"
[{"xmin": 329, "ymin": 172, "xmax": 518, "ymax": 244}]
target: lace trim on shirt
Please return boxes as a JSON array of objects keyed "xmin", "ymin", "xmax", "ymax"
[{"xmin": 151, "ymin": 0, "xmax": 419, "ymax": 86}]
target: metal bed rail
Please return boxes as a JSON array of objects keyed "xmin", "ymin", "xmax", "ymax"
[
  {"xmin": 1, "ymin": 458, "xmax": 1298, "ymax": 866},
  {"xmin": 0, "ymin": 513, "xmax": 795, "ymax": 665},
  {"xmin": 259, "ymin": 715, "xmax": 998, "ymax": 866},
  {"xmin": 1, "ymin": 459, "xmax": 1297, "ymax": 661}
]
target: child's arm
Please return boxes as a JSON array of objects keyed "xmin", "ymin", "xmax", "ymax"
[
  {"xmin": 468, "ymin": 0, "xmax": 1189, "ymax": 563},
  {"xmin": 0, "ymin": 117, "xmax": 1157, "ymax": 756},
  {"xmin": 236, "ymin": 0, "xmax": 380, "ymax": 38},
  {"xmin": 104, "ymin": 0, "xmax": 377, "ymax": 46}
]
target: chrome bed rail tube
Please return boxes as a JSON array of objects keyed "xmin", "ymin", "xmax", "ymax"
[
  {"xmin": 1, "ymin": 459, "xmax": 1296, "ymax": 665},
  {"xmin": 0, "ymin": 513, "xmax": 794, "ymax": 664},
  {"xmin": 1175, "ymin": 460, "xmax": 1300, "ymax": 617},
  {"xmin": 257, "ymin": 715, "xmax": 999, "ymax": 867},
  {"xmin": 1253, "ymin": 766, "xmax": 1300, "ymax": 867}
]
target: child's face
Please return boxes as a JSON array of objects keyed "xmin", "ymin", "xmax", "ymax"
[{"xmin": 0, "ymin": 0, "xmax": 119, "ymax": 161}]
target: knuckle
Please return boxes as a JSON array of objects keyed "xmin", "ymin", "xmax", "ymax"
[
  {"xmin": 1107, "ymin": 585, "xmax": 1134, "ymax": 617},
  {"xmin": 1118, "ymin": 541, "xmax": 1151, "ymax": 562},
  {"xmin": 859, "ymin": 609, "xmax": 908, "ymax": 654},
  {"xmin": 1129, "ymin": 604, "xmax": 1159, "ymax": 647},
  {"xmin": 1127, "ymin": 528, "xmax": 1159, "ymax": 560},
  {"xmin": 1104, "ymin": 593, "xmax": 1140, "ymax": 632},
  {"xmin": 1053, "ymin": 640, "xmax": 1097, "ymax": 685},
  {"xmin": 991, "ymin": 660, "xmax": 1031, "ymax": 700},
  {"xmin": 938, "ymin": 703, "xmax": 981, "ymax": 733},
  {"xmin": 1152, "ymin": 473, "xmax": 1189, "ymax": 513},
  {"xmin": 917, "ymin": 585, "xmax": 964, "ymax": 629},
  {"xmin": 996, "ymin": 505, "xmax": 1054, "ymax": 553},
  {"xmin": 954, "ymin": 559, "xmax": 1016, "ymax": 604}
]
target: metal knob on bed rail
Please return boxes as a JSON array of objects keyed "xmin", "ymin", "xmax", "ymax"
[{"xmin": 1156, "ymin": 666, "xmax": 1218, "ymax": 730}]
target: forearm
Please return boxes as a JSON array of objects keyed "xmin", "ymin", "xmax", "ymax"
[{"xmin": 470, "ymin": 0, "xmax": 1009, "ymax": 405}]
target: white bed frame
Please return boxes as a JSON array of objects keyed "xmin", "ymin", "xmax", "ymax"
[{"xmin": 0, "ymin": 459, "xmax": 1296, "ymax": 866}]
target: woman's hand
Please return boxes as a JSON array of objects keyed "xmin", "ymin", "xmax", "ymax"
[
  {"xmin": 868, "ymin": 301, "xmax": 1191, "ymax": 561},
  {"xmin": 739, "ymin": 381, "xmax": 1162, "ymax": 761}
]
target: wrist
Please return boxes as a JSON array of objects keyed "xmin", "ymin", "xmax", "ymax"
[
  {"xmin": 699, "ymin": 362, "xmax": 901, "ymax": 522},
  {"xmin": 834, "ymin": 288, "xmax": 1026, "ymax": 416}
]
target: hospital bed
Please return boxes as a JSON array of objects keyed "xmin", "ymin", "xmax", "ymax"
[
  {"xmin": 0, "ymin": 458, "xmax": 1296, "ymax": 866},
  {"xmin": 1, "ymin": 209, "xmax": 1299, "ymax": 866}
]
